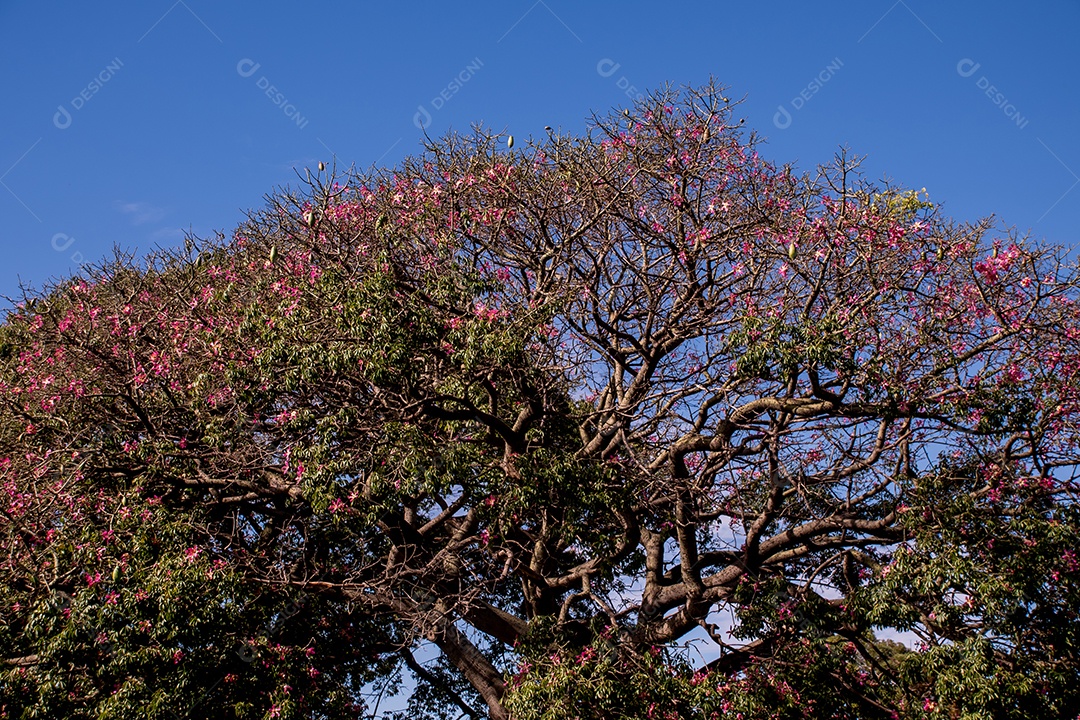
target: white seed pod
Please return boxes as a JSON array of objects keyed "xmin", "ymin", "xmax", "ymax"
[
  {"xmin": 302, "ymin": 211, "xmax": 315, "ymax": 227},
  {"xmin": 318, "ymin": 161, "xmax": 325, "ymax": 172},
  {"xmin": 269, "ymin": 246, "xmax": 278, "ymax": 263},
  {"xmin": 507, "ymin": 135, "xmax": 514, "ymax": 149},
  {"xmin": 787, "ymin": 242, "xmax": 797, "ymax": 260}
]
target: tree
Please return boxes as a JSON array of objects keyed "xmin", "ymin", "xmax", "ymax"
[{"xmin": 2, "ymin": 81, "xmax": 1080, "ymax": 719}]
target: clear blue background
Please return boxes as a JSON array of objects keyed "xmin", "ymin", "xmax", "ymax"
[{"xmin": 2, "ymin": 1, "xmax": 1078, "ymax": 308}]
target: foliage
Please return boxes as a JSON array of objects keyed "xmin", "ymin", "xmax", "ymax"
[{"xmin": 2, "ymin": 81, "xmax": 1080, "ymax": 719}]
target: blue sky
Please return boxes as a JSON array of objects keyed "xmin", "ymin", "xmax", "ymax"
[{"xmin": 2, "ymin": 2, "xmax": 1078, "ymax": 308}]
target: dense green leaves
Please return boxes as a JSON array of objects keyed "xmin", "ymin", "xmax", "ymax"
[{"xmin": 3, "ymin": 82, "xmax": 1080, "ymax": 719}]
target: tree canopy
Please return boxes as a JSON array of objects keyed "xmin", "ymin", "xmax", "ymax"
[{"xmin": 2, "ymin": 82, "xmax": 1080, "ymax": 719}]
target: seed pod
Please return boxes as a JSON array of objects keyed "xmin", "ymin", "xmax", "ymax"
[
  {"xmin": 112, "ymin": 565, "xmax": 120, "ymax": 583},
  {"xmin": 507, "ymin": 135, "xmax": 514, "ymax": 149},
  {"xmin": 269, "ymin": 246, "xmax": 278, "ymax": 263},
  {"xmin": 702, "ymin": 126, "xmax": 710, "ymax": 142},
  {"xmin": 302, "ymin": 211, "xmax": 315, "ymax": 227},
  {"xmin": 787, "ymin": 242, "xmax": 797, "ymax": 260},
  {"xmin": 318, "ymin": 161, "xmax": 325, "ymax": 172},
  {"xmin": 936, "ymin": 246, "xmax": 945, "ymax": 262},
  {"xmin": 991, "ymin": 246, "xmax": 998, "ymax": 258},
  {"xmin": 623, "ymin": 108, "xmax": 630, "ymax": 117}
]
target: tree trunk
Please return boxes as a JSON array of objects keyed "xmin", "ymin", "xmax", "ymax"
[{"xmin": 428, "ymin": 608, "xmax": 509, "ymax": 720}]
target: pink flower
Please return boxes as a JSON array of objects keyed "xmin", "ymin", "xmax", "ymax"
[
  {"xmin": 473, "ymin": 301, "xmax": 501, "ymax": 323},
  {"xmin": 1004, "ymin": 364, "xmax": 1025, "ymax": 384},
  {"xmin": 183, "ymin": 546, "xmax": 201, "ymax": 562}
]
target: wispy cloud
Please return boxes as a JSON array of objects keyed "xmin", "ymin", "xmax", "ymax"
[{"xmin": 116, "ymin": 201, "xmax": 169, "ymax": 225}]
